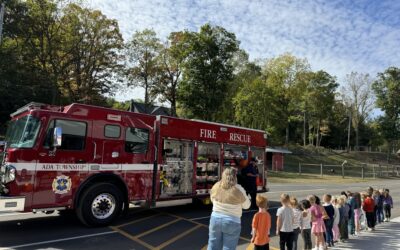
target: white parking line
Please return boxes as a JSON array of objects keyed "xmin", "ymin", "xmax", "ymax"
[
  {"xmin": 1, "ymin": 231, "xmax": 117, "ymax": 249},
  {"xmin": 190, "ymin": 207, "xmax": 281, "ymax": 221},
  {"xmin": 267, "ymin": 188, "xmax": 326, "ymax": 194}
]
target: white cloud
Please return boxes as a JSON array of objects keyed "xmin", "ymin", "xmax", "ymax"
[{"xmin": 88, "ymin": 0, "xmax": 400, "ymax": 101}]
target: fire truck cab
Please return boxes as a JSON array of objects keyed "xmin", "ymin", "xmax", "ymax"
[{"xmin": 0, "ymin": 103, "xmax": 267, "ymax": 226}]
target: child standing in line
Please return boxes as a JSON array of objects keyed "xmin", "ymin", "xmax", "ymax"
[
  {"xmin": 290, "ymin": 197, "xmax": 302, "ymax": 250},
  {"xmin": 331, "ymin": 196, "xmax": 340, "ymax": 243},
  {"xmin": 276, "ymin": 194, "xmax": 294, "ymax": 250},
  {"xmin": 353, "ymin": 192, "xmax": 362, "ymax": 235},
  {"xmin": 300, "ymin": 200, "xmax": 312, "ymax": 250},
  {"xmin": 322, "ymin": 194, "xmax": 335, "ymax": 247},
  {"xmin": 383, "ymin": 189, "xmax": 394, "ymax": 222},
  {"xmin": 346, "ymin": 191, "xmax": 356, "ymax": 236},
  {"xmin": 376, "ymin": 189, "xmax": 385, "ymax": 223},
  {"xmin": 338, "ymin": 195, "xmax": 349, "ymax": 242},
  {"xmin": 362, "ymin": 192, "xmax": 376, "ymax": 231},
  {"xmin": 251, "ymin": 195, "xmax": 271, "ymax": 250},
  {"xmin": 308, "ymin": 195, "xmax": 326, "ymax": 250},
  {"xmin": 373, "ymin": 190, "xmax": 383, "ymax": 224}
]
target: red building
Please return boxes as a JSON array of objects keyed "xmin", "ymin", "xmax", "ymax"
[{"xmin": 266, "ymin": 147, "xmax": 292, "ymax": 171}]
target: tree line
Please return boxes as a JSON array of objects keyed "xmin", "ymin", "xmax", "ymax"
[{"xmin": 1, "ymin": 0, "xmax": 399, "ymax": 152}]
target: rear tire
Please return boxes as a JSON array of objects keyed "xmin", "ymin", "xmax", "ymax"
[{"xmin": 76, "ymin": 182, "xmax": 123, "ymax": 227}]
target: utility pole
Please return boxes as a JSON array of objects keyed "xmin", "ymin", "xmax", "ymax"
[
  {"xmin": 347, "ymin": 108, "xmax": 351, "ymax": 152},
  {"xmin": 303, "ymin": 111, "xmax": 306, "ymax": 147},
  {"xmin": 0, "ymin": 1, "xmax": 5, "ymax": 45}
]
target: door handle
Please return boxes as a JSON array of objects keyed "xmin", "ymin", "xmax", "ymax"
[{"xmin": 76, "ymin": 159, "xmax": 86, "ymax": 163}]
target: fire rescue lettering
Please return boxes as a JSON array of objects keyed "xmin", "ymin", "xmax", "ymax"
[
  {"xmin": 200, "ymin": 128, "xmax": 251, "ymax": 143},
  {"xmin": 200, "ymin": 129, "xmax": 217, "ymax": 139},
  {"xmin": 229, "ymin": 133, "xmax": 251, "ymax": 143},
  {"xmin": 41, "ymin": 164, "xmax": 87, "ymax": 171}
]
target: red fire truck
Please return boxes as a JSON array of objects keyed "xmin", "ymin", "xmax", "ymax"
[{"xmin": 0, "ymin": 102, "xmax": 267, "ymax": 226}]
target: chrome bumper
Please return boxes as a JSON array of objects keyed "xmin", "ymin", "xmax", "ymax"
[{"xmin": 0, "ymin": 196, "xmax": 25, "ymax": 212}]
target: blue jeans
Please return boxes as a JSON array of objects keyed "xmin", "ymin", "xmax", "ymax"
[
  {"xmin": 348, "ymin": 213, "xmax": 355, "ymax": 235},
  {"xmin": 208, "ymin": 215, "xmax": 241, "ymax": 250},
  {"xmin": 376, "ymin": 206, "xmax": 384, "ymax": 223},
  {"xmin": 324, "ymin": 219, "xmax": 334, "ymax": 244}
]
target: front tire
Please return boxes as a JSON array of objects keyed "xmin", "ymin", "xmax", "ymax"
[{"xmin": 77, "ymin": 183, "xmax": 123, "ymax": 227}]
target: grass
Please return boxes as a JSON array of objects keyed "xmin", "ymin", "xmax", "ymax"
[
  {"xmin": 267, "ymin": 171, "xmax": 372, "ymax": 184},
  {"xmin": 280, "ymin": 145, "xmax": 400, "ymax": 178}
]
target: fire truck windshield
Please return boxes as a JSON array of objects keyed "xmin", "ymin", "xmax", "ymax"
[{"xmin": 5, "ymin": 115, "xmax": 41, "ymax": 148}]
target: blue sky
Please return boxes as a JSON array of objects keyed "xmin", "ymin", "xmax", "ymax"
[{"xmin": 89, "ymin": 0, "xmax": 400, "ymax": 102}]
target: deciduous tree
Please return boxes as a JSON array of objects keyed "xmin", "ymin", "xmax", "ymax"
[
  {"xmin": 263, "ymin": 53, "xmax": 310, "ymax": 145},
  {"xmin": 126, "ymin": 29, "xmax": 162, "ymax": 109},
  {"xmin": 178, "ymin": 24, "xmax": 240, "ymax": 121},
  {"xmin": 373, "ymin": 67, "xmax": 400, "ymax": 157},
  {"xmin": 342, "ymin": 72, "xmax": 375, "ymax": 150}
]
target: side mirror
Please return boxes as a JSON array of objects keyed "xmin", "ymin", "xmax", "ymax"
[{"xmin": 53, "ymin": 127, "xmax": 62, "ymax": 147}]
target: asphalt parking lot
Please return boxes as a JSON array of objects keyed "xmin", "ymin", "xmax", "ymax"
[
  {"xmin": 0, "ymin": 200, "xmax": 281, "ymax": 250},
  {"xmin": 1, "ymin": 180, "xmax": 400, "ymax": 250}
]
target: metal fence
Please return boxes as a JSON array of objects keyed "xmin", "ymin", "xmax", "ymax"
[{"xmin": 297, "ymin": 163, "xmax": 400, "ymax": 179}]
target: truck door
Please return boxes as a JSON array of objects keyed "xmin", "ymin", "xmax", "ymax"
[
  {"xmin": 33, "ymin": 118, "xmax": 92, "ymax": 209},
  {"xmin": 99, "ymin": 124, "xmax": 124, "ymax": 170},
  {"xmin": 122, "ymin": 124, "xmax": 154, "ymax": 201}
]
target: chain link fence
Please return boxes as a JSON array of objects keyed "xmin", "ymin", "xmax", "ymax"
[{"xmin": 297, "ymin": 162, "xmax": 400, "ymax": 179}]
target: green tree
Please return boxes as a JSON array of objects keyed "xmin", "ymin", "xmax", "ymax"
[
  {"xmin": 151, "ymin": 31, "xmax": 189, "ymax": 116},
  {"xmin": 59, "ymin": 4, "xmax": 124, "ymax": 104},
  {"xmin": 216, "ymin": 50, "xmax": 261, "ymax": 123},
  {"xmin": 126, "ymin": 29, "xmax": 162, "ymax": 109},
  {"xmin": 323, "ymin": 100, "xmax": 352, "ymax": 149},
  {"xmin": 263, "ymin": 53, "xmax": 310, "ymax": 145},
  {"xmin": 372, "ymin": 67, "xmax": 400, "ymax": 156},
  {"xmin": 0, "ymin": 0, "xmax": 56, "ymax": 129},
  {"xmin": 306, "ymin": 71, "xmax": 338, "ymax": 146},
  {"xmin": 233, "ymin": 78, "xmax": 280, "ymax": 142},
  {"xmin": 0, "ymin": 0, "xmax": 124, "ymax": 133},
  {"xmin": 105, "ymin": 98, "xmax": 131, "ymax": 111},
  {"xmin": 178, "ymin": 24, "xmax": 240, "ymax": 121}
]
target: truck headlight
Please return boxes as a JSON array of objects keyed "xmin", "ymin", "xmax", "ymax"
[{"xmin": 4, "ymin": 165, "xmax": 16, "ymax": 183}]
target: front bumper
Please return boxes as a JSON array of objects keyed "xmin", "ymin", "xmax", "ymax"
[{"xmin": 0, "ymin": 196, "xmax": 25, "ymax": 212}]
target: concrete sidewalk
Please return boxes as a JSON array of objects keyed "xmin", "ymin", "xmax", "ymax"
[
  {"xmin": 238, "ymin": 217, "xmax": 400, "ymax": 250},
  {"xmin": 330, "ymin": 217, "xmax": 400, "ymax": 250}
]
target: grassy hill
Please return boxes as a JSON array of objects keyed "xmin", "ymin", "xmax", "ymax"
[{"xmin": 277, "ymin": 145, "xmax": 400, "ymax": 179}]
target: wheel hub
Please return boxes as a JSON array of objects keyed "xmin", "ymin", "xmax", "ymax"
[{"xmin": 91, "ymin": 193, "xmax": 116, "ymax": 220}]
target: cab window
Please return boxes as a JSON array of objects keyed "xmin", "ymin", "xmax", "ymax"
[
  {"xmin": 44, "ymin": 119, "xmax": 87, "ymax": 151},
  {"xmin": 104, "ymin": 125, "xmax": 121, "ymax": 138},
  {"xmin": 125, "ymin": 127, "xmax": 149, "ymax": 153}
]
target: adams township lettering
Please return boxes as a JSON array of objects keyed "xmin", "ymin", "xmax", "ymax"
[{"xmin": 41, "ymin": 164, "xmax": 87, "ymax": 171}]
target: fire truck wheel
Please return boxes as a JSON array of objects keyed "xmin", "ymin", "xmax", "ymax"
[{"xmin": 77, "ymin": 183, "xmax": 123, "ymax": 226}]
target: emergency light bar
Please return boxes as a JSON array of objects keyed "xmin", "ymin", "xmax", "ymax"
[{"xmin": 10, "ymin": 102, "xmax": 62, "ymax": 117}]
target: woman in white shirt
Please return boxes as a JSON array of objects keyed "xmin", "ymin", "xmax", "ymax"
[{"xmin": 208, "ymin": 167, "xmax": 250, "ymax": 250}]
